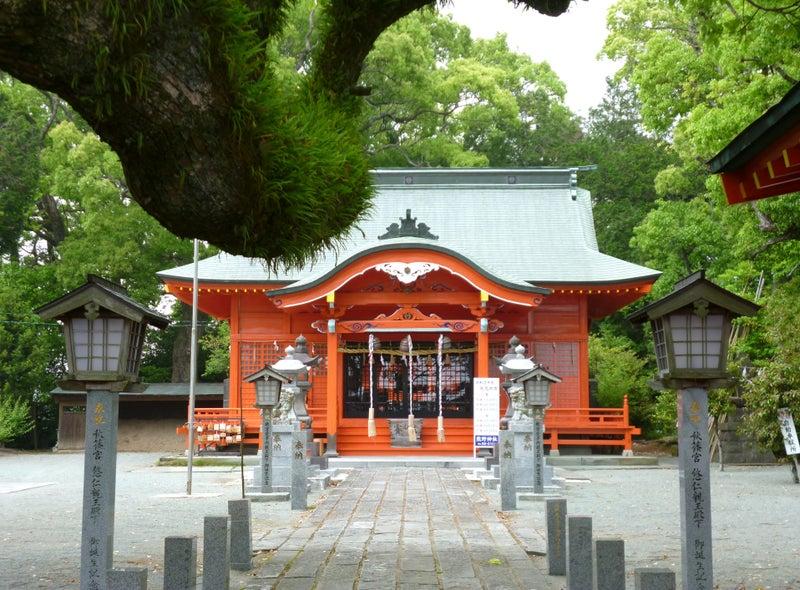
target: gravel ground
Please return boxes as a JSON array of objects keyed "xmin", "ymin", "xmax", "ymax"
[
  {"xmin": 507, "ymin": 460, "xmax": 800, "ymax": 589},
  {"xmin": 1, "ymin": 452, "xmax": 798, "ymax": 589},
  {"xmin": 0, "ymin": 451, "xmax": 321, "ymax": 589}
]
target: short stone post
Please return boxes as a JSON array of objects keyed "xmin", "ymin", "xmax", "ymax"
[
  {"xmin": 202, "ymin": 516, "xmax": 230, "ymax": 590},
  {"xmin": 594, "ymin": 538, "xmax": 625, "ymax": 590},
  {"xmin": 677, "ymin": 387, "xmax": 713, "ymax": 590},
  {"xmin": 228, "ymin": 499, "xmax": 252, "ymax": 571},
  {"xmin": 546, "ymin": 498, "xmax": 567, "ymax": 575},
  {"xmin": 499, "ymin": 430, "xmax": 516, "ymax": 510},
  {"xmin": 108, "ymin": 567, "xmax": 147, "ymax": 590},
  {"xmin": 566, "ymin": 516, "xmax": 592, "ymax": 590},
  {"xmin": 634, "ymin": 568, "xmax": 676, "ymax": 590},
  {"xmin": 80, "ymin": 389, "xmax": 120, "ymax": 590},
  {"xmin": 163, "ymin": 536, "xmax": 197, "ymax": 590},
  {"xmin": 291, "ymin": 429, "xmax": 308, "ymax": 510}
]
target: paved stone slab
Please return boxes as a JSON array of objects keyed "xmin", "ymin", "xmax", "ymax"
[{"xmin": 260, "ymin": 467, "xmax": 557, "ymax": 590}]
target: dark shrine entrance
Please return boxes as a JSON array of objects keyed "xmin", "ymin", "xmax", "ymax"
[{"xmin": 342, "ymin": 339, "xmax": 475, "ymax": 419}]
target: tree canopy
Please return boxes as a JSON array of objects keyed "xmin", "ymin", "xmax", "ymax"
[{"xmin": 0, "ymin": 0, "xmax": 571, "ymax": 264}]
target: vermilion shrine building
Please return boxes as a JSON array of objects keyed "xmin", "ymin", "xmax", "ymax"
[{"xmin": 158, "ymin": 169, "xmax": 659, "ymax": 456}]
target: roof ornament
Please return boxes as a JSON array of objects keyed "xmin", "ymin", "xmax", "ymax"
[{"xmin": 378, "ymin": 209, "xmax": 438, "ymax": 240}]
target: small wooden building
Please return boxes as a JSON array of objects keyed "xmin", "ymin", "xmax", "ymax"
[
  {"xmin": 158, "ymin": 169, "xmax": 659, "ymax": 455},
  {"xmin": 52, "ymin": 382, "xmax": 223, "ymax": 451}
]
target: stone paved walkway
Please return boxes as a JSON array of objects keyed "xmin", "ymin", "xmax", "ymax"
[{"xmin": 249, "ymin": 468, "xmax": 556, "ymax": 590}]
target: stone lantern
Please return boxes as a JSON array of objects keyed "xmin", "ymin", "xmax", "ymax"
[
  {"xmin": 37, "ymin": 275, "xmax": 169, "ymax": 386},
  {"xmin": 496, "ymin": 337, "xmax": 535, "ymax": 429},
  {"xmin": 35, "ymin": 275, "xmax": 168, "ymax": 590},
  {"xmin": 628, "ymin": 270, "xmax": 759, "ymax": 590},
  {"xmin": 513, "ymin": 365, "xmax": 561, "ymax": 494},
  {"xmin": 244, "ymin": 366, "xmax": 289, "ymax": 493}
]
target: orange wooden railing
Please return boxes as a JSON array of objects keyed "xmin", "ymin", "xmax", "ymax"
[
  {"xmin": 181, "ymin": 396, "xmax": 640, "ymax": 453},
  {"xmin": 544, "ymin": 395, "xmax": 640, "ymax": 452}
]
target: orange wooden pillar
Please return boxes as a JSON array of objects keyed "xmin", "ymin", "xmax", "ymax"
[
  {"xmin": 474, "ymin": 291, "xmax": 490, "ymax": 377},
  {"xmin": 325, "ymin": 318, "xmax": 340, "ymax": 456},
  {"xmin": 476, "ymin": 330, "xmax": 489, "ymax": 377}
]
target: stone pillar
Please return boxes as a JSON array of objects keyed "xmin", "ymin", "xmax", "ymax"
[
  {"xmin": 678, "ymin": 388, "xmax": 713, "ymax": 590},
  {"xmin": 499, "ymin": 430, "xmax": 516, "ymax": 511},
  {"xmin": 291, "ymin": 429, "xmax": 308, "ymax": 510},
  {"xmin": 533, "ymin": 411, "xmax": 545, "ymax": 494},
  {"xmin": 260, "ymin": 410, "xmax": 272, "ymax": 493},
  {"xmin": 202, "ymin": 516, "xmax": 230, "ymax": 590},
  {"xmin": 595, "ymin": 538, "xmax": 625, "ymax": 590},
  {"xmin": 108, "ymin": 567, "xmax": 147, "ymax": 590},
  {"xmin": 228, "ymin": 500, "xmax": 252, "ymax": 571},
  {"xmin": 270, "ymin": 422, "xmax": 298, "ymax": 490},
  {"xmin": 634, "ymin": 568, "xmax": 676, "ymax": 590},
  {"xmin": 163, "ymin": 536, "xmax": 197, "ymax": 590},
  {"xmin": 510, "ymin": 421, "xmax": 534, "ymax": 487},
  {"xmin": 566, "ymin": 516, "xmax": 592, "ymax": 590},
  {"xmin": 546, "ymin": 498, "xmax": 567, "ymax": 576},
  {"xmin": 80, "ymin": 388, "xmax": 120, "ymax": 590}
]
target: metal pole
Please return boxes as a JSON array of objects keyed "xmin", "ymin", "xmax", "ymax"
[
  {"xmin": 677, "ymin": 387, "xmax": 713, "ymax": 590},
  {"xmin": 80, "ymin": 387, "xmax": 119, "ymax": 590},
  {"xmin": 186, "ymin": 238, "xmax": 199, "ymax": 496}
]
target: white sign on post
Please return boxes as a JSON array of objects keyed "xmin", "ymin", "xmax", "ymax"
[
  {"xmin": 473, "ymin": 377, "xmax": 500, "ymax": 448},
  {"xmin": 778, "ymin": 408, "xmax": 799, "ymax": 456}
]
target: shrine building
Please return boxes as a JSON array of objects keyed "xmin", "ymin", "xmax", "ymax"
[{"xmin": 158, "ymin": 168, "xmax": 660, "ymax": 456}]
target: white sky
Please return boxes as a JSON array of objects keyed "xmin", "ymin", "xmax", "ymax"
[{"xmin": 445, "ymin": 0, "xmax": 620, "ymax": 117}]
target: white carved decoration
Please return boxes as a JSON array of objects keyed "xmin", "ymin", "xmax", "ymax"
[{"xmin": 374, "ymin": 262, "xmax": 440, "ymax": 284}]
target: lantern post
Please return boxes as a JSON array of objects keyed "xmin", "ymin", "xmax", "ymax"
[
  {"xmin": 628, "ymin": 270, "xmax": 759, "ymax": 590},
  {"xmin": 513, "ymin": 366, "xmax": 561, "ymax": 494},
  {"xmin": 36, "ymin": 275, "xmax": 169, "ymax": 590},
  {"xmin": 244, "ymin": 366, "xmax": 289, "ymax": 493}
]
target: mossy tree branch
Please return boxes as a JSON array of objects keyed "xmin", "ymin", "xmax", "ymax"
[{"xmin": 0, "ymin": 0, "xmax": 572, "ymax": 263}]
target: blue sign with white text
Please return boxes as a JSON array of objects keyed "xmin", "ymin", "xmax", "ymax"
[{"xmin": 475, "ymin": 435, "xmax": 499, "ymax": 448}]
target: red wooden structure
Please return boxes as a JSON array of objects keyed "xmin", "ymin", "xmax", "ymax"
[
  {"xmin": 161, "ymin": 169, "xmax": 657, "ymax": 455},
  {"xmin": 710, "ymin": 82, "xmax": 800, "ymax": 204}
]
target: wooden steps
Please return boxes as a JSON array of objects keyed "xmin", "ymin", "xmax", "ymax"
[{"xmin": 336, "ymin": 418, "xmax": 474, "ymax": 455}]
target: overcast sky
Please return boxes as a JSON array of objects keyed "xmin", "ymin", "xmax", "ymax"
[{"xmin": 445, "ymin": 0, "xmax": 619, "ymax": 117}]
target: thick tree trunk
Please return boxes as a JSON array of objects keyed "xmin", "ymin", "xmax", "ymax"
[{"xmin": 171, "ymin": 303, "xmax": 208, "ymax": 383}]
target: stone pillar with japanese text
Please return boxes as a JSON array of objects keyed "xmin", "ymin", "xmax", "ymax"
[
  {"xmin": 677, "ymin": 388, "xmax": 712, "ymax": 590},
  {"xmin": 81, "ymin": 388, "xmax": 120, "ymax": 590}
]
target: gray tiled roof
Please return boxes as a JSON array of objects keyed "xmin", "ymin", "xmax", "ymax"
[{"xmin": 157, "ymin": 169, "xmax": 660, "ymax": 287}]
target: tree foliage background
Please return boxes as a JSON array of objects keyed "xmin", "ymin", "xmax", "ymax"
[{"xmin": 1, "ymin": 1, "xmax": 799, "ymax": 456}]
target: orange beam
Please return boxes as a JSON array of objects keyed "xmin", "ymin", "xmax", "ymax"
[
  {"xmin": 335, "ymin": 291, "xmax": 480, "ymax": 306},
  {"xmin": 270, "ymin": 249, "xmax": 546, "ymax": 309}
]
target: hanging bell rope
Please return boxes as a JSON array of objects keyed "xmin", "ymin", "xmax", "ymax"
[
  {"xmin": 406, "ymin": 334, "xmax": 417, "ymax": 442},
  {"xmin": 367, "ymin": 334, "xmax": 377, "ymax": 438},
  {"xmin": 437, "ymin": 333, "xmax": 446, "ymax": 443}
]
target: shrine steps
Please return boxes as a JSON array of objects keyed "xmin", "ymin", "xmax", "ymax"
[
  {"xmin": 335, "ymin": 418, "xmax": 474, "ymax": 456},
  {"xmin": 328, "ymin": 456, "xmax": 485, "ymax": 469}
]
